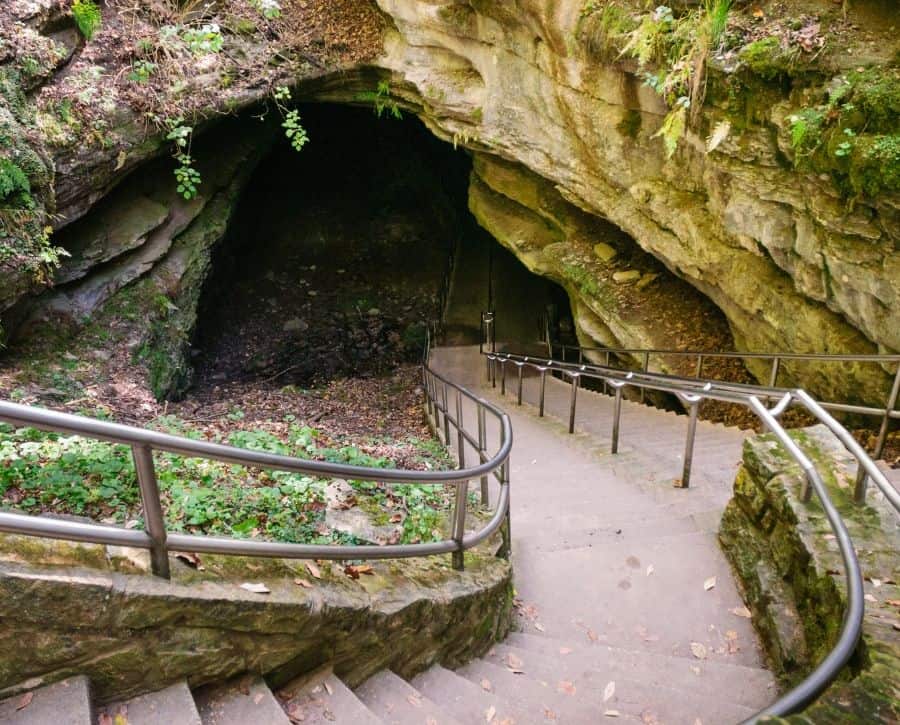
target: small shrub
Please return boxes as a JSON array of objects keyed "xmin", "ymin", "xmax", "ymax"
[
  {"xmin": 356, "ymin": 81, "xmax": 403, "ymax": 120},
  {"xmin": 72, "ymin": 0, "xmax": 102, "ymax": 41},
  {"xmin": 0, "ymin": 158, "xmax": 32, "ymax": 208}
]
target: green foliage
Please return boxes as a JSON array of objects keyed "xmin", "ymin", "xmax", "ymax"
[
  {"xmin": 704, "ymin": 0, "xmax": 731, "ymax": 48},
  {"xmin": 251, "ymin": 0, "xmax": 282, "ymax": 20},
  {"xmin": 0, "ymin": 422, "xmax": 454, "ymax": 546},
  {"xmin": 786, "ymin": 67, "xmax": 900, "ymax": 198},
  {"xmin": 739, "ymin": 36, "xmax": 800, "ymax": 81},
  {"xmin": 272, "ymin": 86, "xmax": 310, "ymax": 152},
  {"xmin": 128, "ymin": 60, "xmax": 157, "ymax": 83},
  {"xmin": 165, "ymin": 119, "xmax": 202, "ymax": 200},
  {"xmin": 0, "ymin": 158, "xmax": 31, "ymax": 208},
  {"xmin": 357, "ymin": 81, "xmax": 403, "ymax": 120},
  {"xmin": 72, "ymin": 0, "xmax": 102, "ymax": 41},
  {"xmin": 654, "ymin": 102, "xmax": 687, "ymax": 157},
  {"xmin": 180, "ymin": 23, "xmax": 224, "ymax": 55}
]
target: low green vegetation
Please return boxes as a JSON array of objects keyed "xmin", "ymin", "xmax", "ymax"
[
  {"xmin": 786, "ymin": 66, "xmax": 900, "ymax": 198},
  {"xmin": 72, "ymin": 0, "xmax": 102, "ymax": 41},
  {"xmin": 357, "ymin": 81, "xmax": 403, "ymax": 120},
  {"xmin": 0, "ymin": 421, "xmax": 458, "ymax": 546}
]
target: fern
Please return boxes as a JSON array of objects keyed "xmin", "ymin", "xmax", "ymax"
[
  {"xmin": 654, "ymin": 104, "xmax": 687, "ymax": 158},
  {"xmin": 72, "ymin": 0, "xmax": 102, "ymax": 41}
]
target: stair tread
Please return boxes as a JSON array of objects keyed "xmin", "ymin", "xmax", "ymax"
[
  {"xmin": 500, "ymin": 636, "xmax": 776, "ymax": 709},
  {"xmin": 195, "ymin": 675, "xmax": 290, "ymax": 725},
  {"xmin": 279, "ymin": 669, "xmax": 382, "ymax": 725},
  {"xmin": 99, "ymin": 681, "xmax": 200, "ymax": 725},
  {"xmin": 0, "ymin": 676, "xmax": 93, "ymax": 725},
  {"xmin": 354, "ymin": 670, "xmax": 461, "ymax": 725},
  {"xmin": 480, "ymin": 643, "xmax": 758, "ymax": 722}
]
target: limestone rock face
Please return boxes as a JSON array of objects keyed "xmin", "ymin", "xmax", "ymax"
[{"xmin": 371, "ymin": 0, "xmax": 898, "ymax": 401}]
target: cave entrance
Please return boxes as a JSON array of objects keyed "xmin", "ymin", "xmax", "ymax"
[{"xmin": 193, "ymin": 103, "xmax": 572, "ymax": 392}]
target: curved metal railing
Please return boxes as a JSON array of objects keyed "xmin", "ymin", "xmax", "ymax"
[
  {"xmin": 0, "ymin": 354, "xmax": 513, "ymax": 578},
  {"xmin": 482, "ymin": 313, "xmax": 896, "ymax": 721}
]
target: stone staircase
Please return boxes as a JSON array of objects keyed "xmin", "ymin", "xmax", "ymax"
[{"xmin": 0, "ymin": 346, "xmax": 780, "ymax": 723}]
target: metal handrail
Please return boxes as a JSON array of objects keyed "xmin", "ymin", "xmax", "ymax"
[
  {"xmin": 482, "ymin": 313, "xmax": 889, "ymax": 721},
  {"xmin": 0, "ymin": 359, "xmax": 513, "ymax": 578}
]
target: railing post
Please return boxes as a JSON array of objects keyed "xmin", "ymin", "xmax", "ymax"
[
  {"xmin": 451, "ymin": 475, "xmax": 468, "ymax": 571},
  {"xmin": 604, "ymin": 351, "xmax": 610, "ymax": 395},
  {"xmin": 477, "ymin": 405, "xmax": 489, "ymax": 506},
  {"xmin": 539, "ymin": 369, "xmax": 547, "ymax": 417},
  {"xmin": 679, "ymin": 399, "xmax": 700, "ymax": 488},
  {"xmin": 516, "ymin": 364, "xmax": 524, "ymax": 406},
  {"xmin": 611, "ymin": 385, "xmax": 623, "ymax": 454},
  {"xmin": 769, "ymin": 356, "xmax": 781, "ymax": 388},
  {"xmin": 442, "ymin": 382, "xmax": 450, "ymax": 444},
  {"xmin": 500, "ymin": 360, "xmax": 507, "ymax": 395},
  {"xmin": 456, "ymin": 391, "xmax": 466, "ymax": 468},
  {"xmin": 131, "ymin": 444, "xmax": 170, "ymax": 579},
  {"xmin": 640, "ymin": 351, "xmax": 650, "ymax": 403},
  {"xmin": 568, "ymin": 374, "xmax": 579, "ymax": 434},
  {"xmin": 499, "ymin": 461, "xmax": 511, "ymax": 560},
  {"xmin": 578, "ymin": 348, "xmax": 584, "ymax": 365},
  {"xmin": 854, "ymin": 362, "xmax": 900, "ymax": 502}
]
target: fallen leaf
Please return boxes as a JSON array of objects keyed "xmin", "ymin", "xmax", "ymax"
[
  {"xmin": 871, "ymin": 578, "xmax": 883, "ymax": 588},
  {"xmin": 505, "ymin": 652, "xmax": 524, "ymax": 672},
  {"xmin": 294, "ymin": 578, "xmax": 313, "ymax": 589},
  {"xmin": 603, "ymin": 681, "xmax": 616, "ymax": 702},
  {"xmin": 390, "ymin": 513, "xmax": 403, "ymax": 523},
  {"xmin": 306, "ymin": 562, "xmax": 321, "ymax": 579},
  {"xmin": 534, "ymin": 622, "xmax": 545, "ymax": 632},
  {"xmin": 604, "ymin": 711, "xmax": 620, "ymax": 718},
  {"xmin": 706, "ymin": 120, "xmax": 731, "ymax": 153},
  {"xmin": 324, "ymin": 681, "xmax": 333, "ymax": 695},
  {"xmin": 543, "ymin": 708, "xmax": 557, "ymax": 720},
  {"xmin": 481, "ymin": 678, "xmax": 492, "ymax": 692},
  {"xmin": 559, "ymin": 647, "xmax": 572, "ymax": 655},
  {"xmin": 641, "ymin": 709, "xmax": 661, "ymax": 724},
  {"xmin": 286, "ymin": 703, "xmax": 305, "ymax": 723},
  {"xmin": 690, "ymin": 642, "xmax": 708, "ymax": 659},
  {"xmin": 690, "ymin": 666, "xmax": 700, "ymax": 675},
  {"xmin": 729, "ymin": 606, "xmax": 752, "ymax": 618},
  {"xmin": 703, "ymin": 576, "xmax": 717, "ymax": 591},
  {"xmin": 865, "ymin": 594, "xmax": 877, "ymax": 603},
  {"xmin": 587, "ymin": 628, "xmax": 599, "ymax": 642},
  {"xmin": 558, "ymin": 680, "xmax": 576, "ymax": 695},
  {"xmin": 485, "ymin": 705, "xmax": 496, "ymax": 722},
  {"xmin": 646, "ymin": 564, "xmax": 654, "ymax": 576},
  {"xmin": 253, "ymin": 693, "xmax": 264, "ymax": 704},
  {"xmin": 174, "ymin": 551, "xmax": 204, "ymax": 570},
  {"xmin": 406, "ymin": 694, "xmax": 421, "ymax": 707},
  {"xmin": 240, "ymin": 582, "xmax": 271, "ymax": 594},
  {"xmin": 344, "ymin": 564, "xmax": 374, "ymax": 579},
  {"xmin": 16, "ymin": 692, "xmax": 33, "ymax": 711}
]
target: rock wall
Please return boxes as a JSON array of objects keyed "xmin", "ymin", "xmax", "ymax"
[
  {"xmin": 720, "ymin": 426, "xmax": 899, "ymax": 722},
  {"xmin": 0, "ymin": 534, "xmax": 512, "ymax": 703}
]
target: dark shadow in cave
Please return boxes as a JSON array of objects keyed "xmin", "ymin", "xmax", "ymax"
[{"xmin": 193, "ymin": 104, "xmax": 573, "ymax": 391}]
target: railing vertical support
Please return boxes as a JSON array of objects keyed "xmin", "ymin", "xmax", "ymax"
[
  {"xmin": 131, "ymin": 444, "xmax": 170, "ymax": 579},
  {"xmin": 854, "ymin": 362, "xmax": 900, "ymax": 501},
  {"xmin": 451, "ymin": 476, "xmax": 468, "ymax": 571},
  {"xmin": 539, "ymin": 369, "xmax": 547, "ymax": 417},
  {"xmin": 695, "ymin": 354, "xmax": 704, "ymax": 378},
  {"xmin": 499, "ymin": 461, "xmax": 511, "ymax": 560},
  {"xmin": 442, "ymin": 382, "xmax": 450, "ymax": 444},
  {"xmin": 491, "ymin": 357, "xmax": 497, "ymax": 388},
  {"xmin": 611, "ymin": 385, "xmax": 623, "ymax": 454},
  {"xmin": 568, "ymin": 374, "xmax": 579, "ymax": 434},
  {"xmin": 500, "ymin": 360, "xmax": 507, "ymax": 396},
  {"xmin": 769, "ymin": 356, "xmax": 781, "ymax": 388},
  {"xmin": 640, "ymin": 352, "xmax": 650, "ymax": 403},
  {"xmin": 516, "ymin": 365, "xmax": 524, "ymax": 406},
  {"xmin": 477, "ymin": 405, "xmax": 489, "ymax": 506},
  {"xmin": 679, "ymin": 399, "xmax": 700, "ymax": 488},
  {"xmin": 456, "ymin": 392, "xmax": 466, "ymax": 468},
  {"xmin": 603, "ymin": 351, "xmax": 610, "ymax": 396}
]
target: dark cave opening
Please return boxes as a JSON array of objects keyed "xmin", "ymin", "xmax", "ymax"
[{"xmin": 192, "ymin": 103, "xmax": 573, "ymax": 391}]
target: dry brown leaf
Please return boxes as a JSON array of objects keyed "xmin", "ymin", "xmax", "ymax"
[
  {"xmin": 485, "ymin": 705, "xmax": 496, "ymax": 722},
  {"xmin": 558, "ymin": 680, "xmax": 576, "ymax": 696},
  {"xmin": 641, "ymin": 709, "xmax": 661, "ymax": 724},
  {"xmin": 690, "ymin": 642, "xmax": 708, "ymax": 659},
  {"xmin": 729, "ymin": 606, "xmax": 752, "ymax": 618},
  {"xmin": 559, "ymin": 647, "xmax": 572, "ymax": 655},
  {"xmin": 604, "ymin": 711, "xmax": 620, "ymax": 718},
  {"xmin": 294, "ymin": 578, "xmax": 313, "ymax": 589},
  {"xmin": 16, "ymin": 692, "xmax": 33, "ymax": 711},
  {"xmin": 324, "ymin": 681, "xmax": 333, "ymax": 695},
  {"xmin": 505, "ymin": 653, "xmax": 524, "ymax": 672},
  {"xmin": 306, "ymin": 561, "xmax": 321, "ymax": 579},
  {"xmin": 534, "ymin": 622, "xmax": 545, "ymax": 632},
  {"xmin": 587, "ymin": 628, "xmax": 599, "ymax": 642},
  {"xmin": 543, "ymin": 707, "xmax": 557, "ymax": 720},
  {"xmin": 407, "ymin": 694, "xmax": 421, "ymax": 707},
  {"xmin": 703, "ymin": 576, "xmax": 717, "ymax": 591},
  {"xmin": 481, "ymin": 678, "xmax": 492, "ymax": 692},
  {"xmin": 603, "ymin": 681, "xmax": 615, "ymax": 702},
  {"xmin": 646, "ymin": 564, "xmax": 654, "ymax": 576},
  {"xmin": 174, "ymin": 551, "xmax": 204, "ymax": 570},
  {"xmin": 253, "ymin": 692, "xmax": 264, "ymax": 705}
]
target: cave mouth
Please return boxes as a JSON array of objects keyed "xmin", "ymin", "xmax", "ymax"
[{"xmin": 191, "ymin": 103, "xmax": 572, "ymax": 393}]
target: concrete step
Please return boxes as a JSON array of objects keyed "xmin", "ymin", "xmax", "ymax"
[
  {"xmin": 98, "ymin": 681, "xmax": 200, "ymax": 724},
  {"xmin": 410, "ymin": 664, "xmax": 538, "ymax": 724},
  {"xmin": 278, "ymin": 668, "xmax": 383, "ymax": 724},
  {"xmin": 455, "ymin": 658, "xmax": 617, "ymax": 722},
  {"xmin": 0, "ymin": 676, "xmax": 93, "ymax": 725},
  {"xmin": 354, "ymin": 670, "xmax": 461, "ymax": 725},
  {"xmin": 194, "ymin": 675, "xmax": 290, "ymax": 725},
  {"xmin": 484, "ymin": 642, "xmax": 759, "ymax": 723},
  {"xmin": 503, "ymin": 634, "xmax": 776, "ymax": 710}
]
